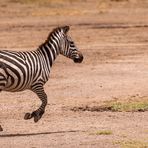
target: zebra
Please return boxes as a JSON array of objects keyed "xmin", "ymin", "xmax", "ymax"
[{"xmin": 0, "ymin": 26, "xmax": 83, "ymax": 124}]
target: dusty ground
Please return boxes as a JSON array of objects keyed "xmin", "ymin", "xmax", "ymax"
[{"xmin": 0, "ymin": 0, "xmax": 148, "ymax": 147}]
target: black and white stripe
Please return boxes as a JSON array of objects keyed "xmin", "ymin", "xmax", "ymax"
[{"xmin": 0, "ymin": 26, "xmax": 83, "ymax": 123}]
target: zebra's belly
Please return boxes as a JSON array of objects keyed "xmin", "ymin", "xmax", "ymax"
[
  {"xmin": 4, "ymin": 86, "xmax": 31, "ymax": 92},
  {"xmin": 4, "ymin": 85, "xmax": 30, "ymax": 92}
]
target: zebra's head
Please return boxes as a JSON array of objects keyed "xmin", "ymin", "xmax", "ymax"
[{"xmin": 51, "ymin": 26, "xmax": 83, "ymax": 63}]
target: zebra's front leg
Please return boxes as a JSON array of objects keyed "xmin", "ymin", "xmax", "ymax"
[{"xmin": 24, "ymin": 85, "xmax": 47, "ymax": 122}]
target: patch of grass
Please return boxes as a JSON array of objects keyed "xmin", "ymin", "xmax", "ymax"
[
  {"xmin": 107, "ymin": 100, "xmax": 148, "ymax": 112},
  {"xmin": 114, "ymin": 140, "xmax": 148, "ymax": 148},
  {"xmin": 71, "ymin": 99, "xmax": 148, "ymax": 112},
  {"xmin": 90, "ymin": 130, "xmax": 113, "ymax": 135}
]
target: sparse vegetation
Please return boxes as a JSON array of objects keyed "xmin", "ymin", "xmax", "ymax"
[
  {"xmin": 8, "ymin": 0, "xmax": 95, "ymax": 16},
  {"xmin": 108, "ymin": 100, "xmax": 148, "ymax": 112},
  {"xmin": 71, "ymin": 99, "xmax": 148, "ymax": 112},
  {"xmin": 90, "ymin": 130, "xmax": 113, "ymax": 135},
  {"xmin": 114, "ymin": 140, "xmax": 148, "ymax": 148}
]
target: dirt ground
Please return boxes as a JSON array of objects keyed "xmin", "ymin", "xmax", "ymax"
[{"xmin": 0, "ymin": 0, "xmax": 148, "ymax": 147}]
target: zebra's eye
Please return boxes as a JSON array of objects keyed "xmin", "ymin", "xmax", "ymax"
[
  {"xmin": 70, "ymin": 41, "xmax": 75, "ymax": 46},
  {"xmin": 70, "ymin": 41, "xmax": 74, "ymax": 44}
]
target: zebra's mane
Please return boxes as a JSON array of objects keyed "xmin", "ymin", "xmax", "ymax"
[
  {"xmin": 47, "ymin": 27, "xmax": 61, "ymax": 40},
  {"xmin": 39, "ymin": 27, "xmax": 61, "ymax": 48}
]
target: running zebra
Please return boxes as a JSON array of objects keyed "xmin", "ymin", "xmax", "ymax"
[{"xmin": 0, "ymin": 26, "xmax": 83, "ymax": 123}]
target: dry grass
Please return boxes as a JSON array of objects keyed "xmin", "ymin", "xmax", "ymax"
[
  {"xmin": 91, "ymin": 130, "xmax": 113, "ymax": 135},
  {"xmin": 8, "ymin": 0, "xmax": 102, "ymax": 16},
  {"xmin": 114, "ymin": 140, "xmax": 148, "ymax": 148},
  {"xmin": 106, "ymin": 100, "xmax": 148, "ymax": 112},
  {"xmin": 9, "ymin": 0, "xmax": 146, "ymax": 17},
  {"xmin": 71, "ymin": 98, "xmax": 148, "ymax": 112}
]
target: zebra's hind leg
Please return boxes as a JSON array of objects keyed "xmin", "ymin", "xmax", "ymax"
[{"xmin": 24, "ymin": 84, "xmax": 47, "ymax": 122}]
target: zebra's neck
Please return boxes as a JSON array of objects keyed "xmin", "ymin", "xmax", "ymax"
[{"xmin": 38, "ymin": 41, "xmax": 60, "ymax": 67}]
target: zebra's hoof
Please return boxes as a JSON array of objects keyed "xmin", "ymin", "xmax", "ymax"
[
  {"xmin": 0, "ymin": 125, "xmax": 3, "ymax": 131},
  {"xmin": 33, "ymin": 110, "xmax": 44, "ymax": 123},
  {"xmin": 24, "ymin": 113, "xmax": 32, "ymax": 120},
  {"xmin": 34, "ymin": 115, "xmax": 41, "ymax": 123}
]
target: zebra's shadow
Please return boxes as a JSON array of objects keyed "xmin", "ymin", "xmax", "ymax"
[{"xmin": 0, "ymin": 130, "xmax": 81, "ymax": 138}]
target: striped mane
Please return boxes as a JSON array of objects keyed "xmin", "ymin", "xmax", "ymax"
[
  {"xmin": 39, "ymin": 27, "xmax": 61, "ymax": 48},
  {"xmin": 40, "ymin": 26, "xmax": 69, "ymax": 48},
  {"xmin": 47, "ymin": 27, "xmax": 61, "ymax": 40}
]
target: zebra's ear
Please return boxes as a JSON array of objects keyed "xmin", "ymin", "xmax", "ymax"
[{"xmin": 62, "ymin": 26, "xmax": 70, "ymax": 34}]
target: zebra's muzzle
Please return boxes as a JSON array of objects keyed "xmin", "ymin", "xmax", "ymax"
[{"xmin": 73, "ymin": 53, "xmax": 83, "ymax": 63}]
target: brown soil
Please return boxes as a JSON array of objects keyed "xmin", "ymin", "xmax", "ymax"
[{"xmin": 0, "ymin": 0, "xmax": 148, "ymax": 147}]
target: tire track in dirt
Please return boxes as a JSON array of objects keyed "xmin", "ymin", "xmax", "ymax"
[{"xmin": 0, "ymin": 130, "xmax": 84, "ymax": 137}]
